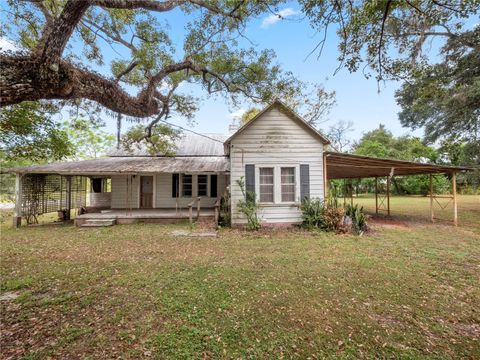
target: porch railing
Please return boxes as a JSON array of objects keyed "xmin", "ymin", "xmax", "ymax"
[{"xmin": 188, "ymin": 197, "xmax": 201, "ymax": 224}]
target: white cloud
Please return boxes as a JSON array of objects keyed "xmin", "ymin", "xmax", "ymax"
[
  {"xmin": 229, "ymin": 108, "xmax": 246, "ymax": 120},
  {"xmin": 261, "ymin": 8, "xmax": 299, "ymax": 28},
  {"xmin": 0, "ymin": 37, "xmax": 18, "ymax": 52}
]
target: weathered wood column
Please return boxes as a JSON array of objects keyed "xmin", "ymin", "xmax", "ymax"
[
  {"xmin": 323, "ymin": 153, "xmax": 328, "ymax": 203},
  {"xmin": 452, "ymin": 172, "xmax": 458, "ymax": 226},
  {"xmin": 429, "ymin": 174, "xmax": 434, "ymax": 223},
  {"xmin": 13, "ymin": 174, "xmax": 23, "ymax": 228},
  {"xmin": 65, "ymin": 176, "xmax": 72, "ymax": 221},
  {"xmin": 386, "ymin": 176, "xmax": 391, "ymax": 216}
]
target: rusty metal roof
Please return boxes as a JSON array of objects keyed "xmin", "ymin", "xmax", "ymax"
[
  {"xmin": 5, "ymin": 156, "xmax": 229, "ymax": 175},
  {"xmin": 109, "ymin": 133, "xmax": 228, "ymax": 157},
  {"xmin": 325, "ymin": 152, "xmax": 472, "ymax": 179}
]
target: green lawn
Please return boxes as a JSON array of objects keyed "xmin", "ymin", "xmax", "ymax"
[{"xmin": 1, "ymin": 196, "xmax": 479, "ymax": 359}]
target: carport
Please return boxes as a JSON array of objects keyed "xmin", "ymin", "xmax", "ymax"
[{"xmin": 323, "ymin": 152, "xmax": 472, "ymax": 226}]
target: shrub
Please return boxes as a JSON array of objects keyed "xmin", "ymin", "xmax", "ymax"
[
  {"xmin": 218, "ymin": 190, "xmax": 231, "ymax": 227},
  {"xmin": 322, "ymin": 206, "xmax": 345, "ymax": 232},
  {"xmin": 345, "ymin": 204, "xmax": 368, "ymax": 235},
  {"xmin": 300, "ymin": 198, "xmax": 325, "ymax": 229},
  {"xmin": 236, "ymin": 177, "xmax": 260, "ymax": 231},
  {"xmin": 300, "ymin": 198, "xmax": 345, "ymax": 232}
]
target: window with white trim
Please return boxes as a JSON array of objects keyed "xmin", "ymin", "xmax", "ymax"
[
  {"xmin": 197, "ymin": 175, "xmax": 208, "ymax": 196},
  {"xmin": 259, "ymin": 167, "xmax": 274, "ymax": 202},
  {"xmin": 281, "ymin": 167, "xmax": 295, "ymax": 202},
  {"xmin": 182, "ymin": 174, "xmax": 192, "ymax": 197}
]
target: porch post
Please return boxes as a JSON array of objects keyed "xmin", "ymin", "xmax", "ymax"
[
  {"xmin": 452, "ymin": 172, "xmax": 458, "ymax": 226},
  {"xmin": 65, "ymin": 176, "xmax": 72, "ymax": 221},
  {"xmin": 375, "ymin": 177, "xmax": 378, "ymax": 215},
  {"xmin": 429, "ymin": 174, "xmax": 434, "ymax": 223},
  {"xmin": 386, "ymin": 176, "xmax": 391, "ymax": 216},
  {"xmin": 323, "ymin": 153, "xmax": 328, "ymax": 203},
  {"xmin": 13, "ymin": 173, "xmax": 23, "ymax": 228}
]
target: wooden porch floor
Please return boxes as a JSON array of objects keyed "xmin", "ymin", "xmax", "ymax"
[{"xmin": 77, "ymin": 208, "xmax": 215, "ymax": 220}]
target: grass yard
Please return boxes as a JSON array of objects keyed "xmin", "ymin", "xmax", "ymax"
[{"xmin": 1, "ymin": 196, "xmax": 479, "ymax": 359}]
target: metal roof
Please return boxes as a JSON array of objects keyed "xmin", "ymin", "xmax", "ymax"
[
  {"xmin": 325, "ymin": 152, "xmax": 472, "ymax": 179},
  {"xmin": 5, "ymin": 156, "xmax": 229, "ymax": 175},
  {"xmin": 109, "ymin": 133, "xmax": 228, "ymax": 157}
]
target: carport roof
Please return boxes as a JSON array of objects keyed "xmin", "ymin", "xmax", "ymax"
[{"xmin": 325, "ymin": 152, "xmax": 472, "ymax": 179}]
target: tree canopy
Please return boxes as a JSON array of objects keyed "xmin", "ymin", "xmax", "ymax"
[
  {"xmin": 0, "ymin": 0, "xmax": 301, "ymax": 141},
  {"xmin": 396, "ymin": 28, "xmax": 479, "ymax": 145},
  {"xmin": 301, "ymin": 0, "xmax": 479, "ymax": 81}
]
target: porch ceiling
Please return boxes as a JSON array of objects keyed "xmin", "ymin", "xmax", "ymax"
[
  {"xmin": 4, "ymin": 156, "xmax": 229, "ymax": 175},
  {"xmin": 325, "ymin": 152, "xmax": 472, "ymax": 179}
]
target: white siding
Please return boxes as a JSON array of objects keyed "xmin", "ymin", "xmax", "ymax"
[
  {"xmin": 110, "ymin": 173, "xmax": 227, "ymax": 209},
  {"xmin": 155, "ymin": 173, "xmax": 227, "ymax": 208},
  {"xmin": 230, "ymin": 106, "xmax": 326, "ymax": 224},
  {"xmin": 111, "ymin": 175, "xmax": 140, "ymax": 209}
]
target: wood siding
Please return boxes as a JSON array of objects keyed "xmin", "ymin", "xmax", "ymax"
[
  {"xmin": 111, "ymin": 175, "xmax": 140, "ymax": 209},
  {"xmin": 111, "ymin": 173, "xmax": 227, "ymax": 209},
  {"xmin": 230, "ymin": 106, "xmax": 325, "ymax": 224}
]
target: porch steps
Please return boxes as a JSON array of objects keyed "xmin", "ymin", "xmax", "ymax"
[{"xmin": 80, "ymin": 218, "xmax": 116, "ymax": 228}]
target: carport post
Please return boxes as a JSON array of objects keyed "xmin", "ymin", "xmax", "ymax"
[
  {"xmin": 375, "ymin": 177, "xmax": 378, "ymax": 214},
  {"xmin": 453, "ymin": 172, "xmax": 458, "ymax": 226},
  {"xmin": 429, "ymin": 174, "xmax": 434, "ymax": 223},
  {"xmin": 13, "ymin": 173, "xmax": 23, "ymax": 228},
  {"xmin": 387, "ymin": 176, "xmax": 391, "ymax": 216}
]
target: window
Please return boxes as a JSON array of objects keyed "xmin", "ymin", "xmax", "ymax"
[
  {"xmin": 172, "ymin": 174, "xmax": 179, "ymax": 198},
  {"xmin": 281, "ymin": 167, "xmax": 295, "ymax": 202},
  {"xmin": 210, "ymin": 175, "xmax": 218, "ymax": 198},
  {"xmin": 259, "ymin": 167, "xmax": 274, "ymax": 202},
  {"xmin": 198, "ymin": 175, "xmax": 208, "ymax": 196},
  {"xmin": 182, "ymin": 174, "xmax": 192, "ymax": 197}
]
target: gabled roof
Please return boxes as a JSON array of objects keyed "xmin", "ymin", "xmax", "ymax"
[{"xmin": 224, "ymin": 99, "xmax": 331, "ymax": 146}]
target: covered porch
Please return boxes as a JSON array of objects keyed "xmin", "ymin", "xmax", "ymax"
[{"xmin": 5, "ymin": 155, "xmax": 229, "ymax": 227}]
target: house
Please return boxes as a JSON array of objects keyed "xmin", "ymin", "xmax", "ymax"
[{"xmin": 7, "ymin": 100, "xmax": 468, "ymax": 227}]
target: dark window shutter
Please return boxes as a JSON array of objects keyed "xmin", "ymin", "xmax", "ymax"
[
  {"xmin": 300, "ymin": 164, "xmax": 310, "ymax": 201},
  {"xmin": 172, "ymin": 174, "xmax": 179, "ymax": 197},
  {"xmin": 210, "ymin": 175, "xmax": 218, "ymax": 198},
  {"xmin": 245, "ymin": 164, "xmax": 255, "ymax": 200}
]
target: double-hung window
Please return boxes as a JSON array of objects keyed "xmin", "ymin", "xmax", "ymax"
[
  {"xmin": 182, "ymin": 174, "xmax": 192, "ymax": 197},
  {"xmin": 197, "ymin": 175, "xmax": 208, "ymax": 196},
  {"xmin": 259, "ymin": 167, "xmax": 274, "ymax": 202},
  {"xmin": 281, "ymin": 167, "xmax": 295, "ymax": 202}
]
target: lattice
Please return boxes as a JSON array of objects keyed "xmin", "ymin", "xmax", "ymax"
[{"xmin": 21, "ymin": 175, "xmax": 87, "ymax": 223}]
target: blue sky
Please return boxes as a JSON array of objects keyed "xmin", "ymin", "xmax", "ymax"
[{"xmin": 143, "ymin": 4, "xmax": 410, "ymax": 141}]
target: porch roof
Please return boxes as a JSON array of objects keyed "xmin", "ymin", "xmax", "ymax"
[{"xmin": 4, "ymin": 156, "xmax": 229, "ymax": 175}]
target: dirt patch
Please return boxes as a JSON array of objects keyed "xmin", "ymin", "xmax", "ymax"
[
  {"xmin": 0, "ymin": 292, "xmax": 20, "ymax": 302},
  {"xmin": 368, "ymin": 216, "xmax": 411, "ymax": 229}
]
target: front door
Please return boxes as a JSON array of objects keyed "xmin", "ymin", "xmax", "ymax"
[{"xmin": 140, "ymin": 176, "xmax": 153, "ymax": 208}]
